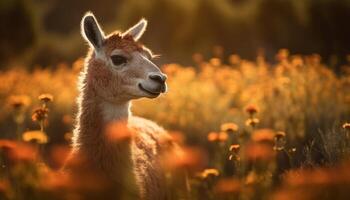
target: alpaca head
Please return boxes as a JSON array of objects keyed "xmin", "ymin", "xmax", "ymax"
[{"xmin": 81, "ymin": 12, "xmax": 167, "ymax": 103}]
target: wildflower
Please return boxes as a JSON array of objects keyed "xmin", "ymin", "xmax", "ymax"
[
  {"xmin": 245, "ymin": 143, "xmax": 275, "ymax": 161},
  {"xmin": 229, "ymin": 144, "xmax": 240, "ymax": 154},
  {"xmin": 291, "ymin": 55, "xmax": 304, "ymax": 66},
  {"xmin": 309, "ymin": 54, "xmax": 321, "ymax": 66},
  {"xmin": 38, "ymin": 93, "xmax": 54, "ymax": 103},
  {"xmin": 275, "ymin": 131, "xmax": 286, "ymax": 140},
  {"xmin": 228, "ymin": 154, "xmax": 233, "ymax": 160},
  {"xmin": 8, "ymin": 95, "xmax": 31, "ymax": 109},
  {"xmin": 218, "ymin": 131, "xmax": 229, "ymax": 142},
  {"xmin": 245, "ymin": 105, "xmax": 258, "ymax": 116},
  {"xmin": 0, "ymin": 140, "xmax": 37, "ymax": 161},
  {"xmin": 245, "ymin": 171, "xmax": 258, "ymax": 185},
  {"xmin": 207, "ymin": 132, "xmax": 219, "ymax": 142},
  {"xmin": 31, "ymin": 107, "xmax": 49, "ymax": 122},
  {"xmin": 245, "ymin": 118, "xmax": 260, "ymax": 127},
  {"xmin": 228, "ymin": 54, "xmax": 241, "ymax": 65},
  {"xmin": 342, "ymin": 123, "xmax": 350, "ymax": 131},
  {"xmin": 210, "ymin": 58, "xmax": 221, "ymax": 67},
  {"xmin": 252, "ymin": 129, "xmax": 275, "ymax": 144},
  {"xmin": 105, "ymin": 121, "xmax": 132, "ymax": 142},
  {"xmin": 275, "ymin": 49, "xmax": 289, "ymax": 62},
  {"xmin": 22, "ymin": 130, "xmax": 48, "ymax": 144},
  {"xmin": 160, "ymin": 147, "xmax": 207, "ymax": 172},
  {"xmin": 274, "ymin": 132, "xmax": 286, "ymax": 151},
  {"xmin": 198, "ymin": 168, "xmax": 220, "ymax": 179},
  {"xmin": 288, "ymin": 148, "xmax": 297, "ymax": 153},
  {"xmin": 214, "ymin": 178, "xmax": 241, "ymax": 194},
  {"xmin": 221, "ymin": 123, "xmax": 239, "ymax": 132}
]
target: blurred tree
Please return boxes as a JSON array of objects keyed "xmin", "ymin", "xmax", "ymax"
[
  {"xmin": 309, "ymin": 0, "xmax": 350, "ymax": 67},
  {"xmin": 1, "ymin": 0, "xmax": 350, "ymax": 68},
  {"xmin": 43, "ymin": 0, "xmax": 124, "ymax": 34},
  {"xmin": 0, "ymin": 0, "xmax": 36, "ymax": 68}
]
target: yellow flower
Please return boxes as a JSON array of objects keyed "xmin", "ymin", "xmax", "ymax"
[
  {"xmin": 198, "ymin": 168, "xmax": 220, "ymax": 179},
  {"xmin": 229, "ymin": 144, "xmax": 240, "ymax": 154},
  {"xmin": 342, "ymin": 123, "xmax": 350, "ymax": 131},
  {"xmin": 8, "ymin": 95, "xmax": 31, "ymax": 109},
  {"xmin": 38, "ymin": 93, "xmax": 54, "ymax": 103},
  {"xmin": 245, "ymin": 118, "xmax": 260, "ymax": 127},
  {"xmin": 221, "ymin": 123, "xmax": 239, "ymax": 132},
  {"xmin": 22, "ymin": 131, "xmax": 48, "ymax": 144},
  {"xmin": 275, "ymin": 131, "xmax": 286, "ymax": 140}
]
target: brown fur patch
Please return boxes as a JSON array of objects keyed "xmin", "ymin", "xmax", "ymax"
[{"xmin": 104, "ymin": 33, "xmax": 143, "ymax": 55}]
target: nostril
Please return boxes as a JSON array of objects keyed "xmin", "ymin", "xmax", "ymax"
[
  {"xmin": 162, "ymin": 74, "xmax": 167, "ymax": 82},
  {"xmin": 149, "ymin": 74, "xmax": 166, "ymax": 84}
]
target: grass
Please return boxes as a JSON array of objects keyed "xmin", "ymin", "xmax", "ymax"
[{"xmin": 0, "ymin": 49, "xmax": 350, "ymax": 199}]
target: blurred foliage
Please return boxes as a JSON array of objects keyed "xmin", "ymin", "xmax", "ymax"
[
  {"xmin": 0, "ymin": 50, "xmax": 349, "ymax": 155},
  {"xmin": 0, "ymin": 51, "xmax": 350, "ymax": 199},
  {"xmin": 1, "ymin": 0, "xmax": 350, "ymax": 68}
]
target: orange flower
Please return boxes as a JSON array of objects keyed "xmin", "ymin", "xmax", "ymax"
[
  {"xmin": 105, "ymin": 121, "xmax": 133, "ymax": 142},
  {"xmin": 245, "ymin": 105, "xmax": 258, "ymax": 115},
  {"xmin": 214, "ymin": 178, "xmax": 241, "ymax": 194},
  {"xmin": 252, "ymin": 129, "xmax": 275, "ymax": 144},
  {"xmin": 245, "ymin": 143, "xmax": 275, "ymax": 161},
  {"xmin": 31, "ymin": 107, "xmax": 49, "ymax": 122},
  {"xmin": 0, "ymin": 140, "xmax": 37, "ymax": 162},
  {"xmin": 221, "ymin": 123, "xmax": 239, "ymax": 132},
  {"xmin": 207, "ymin": 132, "xmax": 219, "ymax": 142},
  {"xmin": 160, "ymin": 147, "xmax": 207, "ymax": 172},
  {"xmin": 218, "ymin": 131, "xmax": 229, "ymax": 142},
  {"xmin": 38, "ymin": 93, "xmax": 54, "ymax": 103}
]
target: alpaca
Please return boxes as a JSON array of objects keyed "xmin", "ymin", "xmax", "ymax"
[{"xmin": 63, "ymin": 12, "xmax": 176, "ymax": 200}]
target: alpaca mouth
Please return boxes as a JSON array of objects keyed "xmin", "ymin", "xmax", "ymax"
[{"xmin": 138, "ymin": 83, "xmax": 161, "ymax": 96}]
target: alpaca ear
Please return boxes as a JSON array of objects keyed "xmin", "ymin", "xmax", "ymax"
[
  {"xmin": 123, "ymin": 18, "xmax": 147, "ymax": 41},
  {"xmin": 81, "ymin": 12, "xmax": 105, "ymax": 50}
]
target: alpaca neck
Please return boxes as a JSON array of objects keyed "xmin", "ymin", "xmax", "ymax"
[
  {"xmin": 100, "ymin": 100, "xmax": 131, "ymax": 122},
  {"xmin": 74, "ymin": 86, "xmax": 133, "ymax": 163}
]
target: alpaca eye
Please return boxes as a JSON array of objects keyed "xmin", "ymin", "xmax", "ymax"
[{"xmin": 111, "ymin": 55, "xmax": 127, "ymax": 66}]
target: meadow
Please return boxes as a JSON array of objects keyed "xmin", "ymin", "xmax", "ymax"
[{"xmin": 1, "ymin": 49, "xmax": 350, "ymax": 200}]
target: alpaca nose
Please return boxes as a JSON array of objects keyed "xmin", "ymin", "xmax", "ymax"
[{"xmin": 149, "ymin": 73, "xmax": 167, "ymax": 84}]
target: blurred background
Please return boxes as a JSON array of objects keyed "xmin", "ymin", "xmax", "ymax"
[
  {"xmin": 1, "ymin": 0, "xmax": 350, "ymax": 69},
  {"xmin": 1, "ymin": 1, "xmax": 350, "ymax": 199}
]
